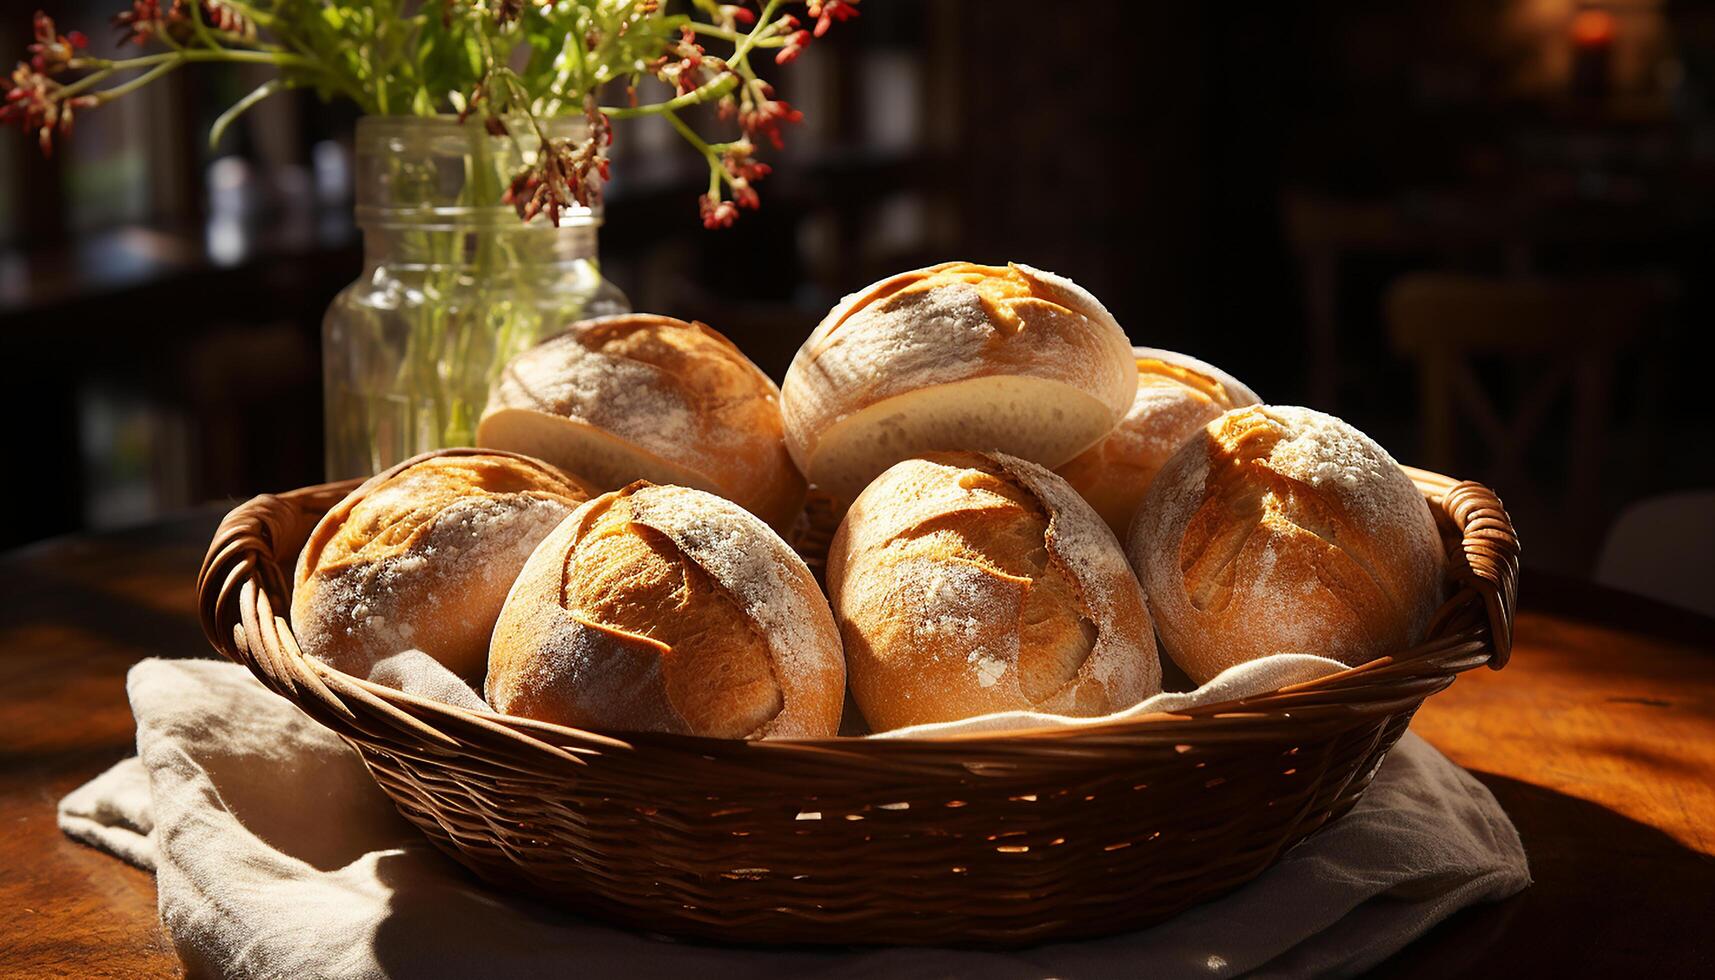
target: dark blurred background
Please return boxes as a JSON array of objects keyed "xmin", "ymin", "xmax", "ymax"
[{"xmin": 3, "ymin": 1, "xmax": 1713, "ymax": 604}]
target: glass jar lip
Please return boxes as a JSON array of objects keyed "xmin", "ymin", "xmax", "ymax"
[
  {"xmin": 354, "ymin": 113, "xmax": 590, "ymax": 139},
  {"xmin": 353, "ymin": 207, "xmax": 603, "ymax": 231},
  {"xmin": 353, "ymin": 114, "xmax": 600, "ymax": 230}
]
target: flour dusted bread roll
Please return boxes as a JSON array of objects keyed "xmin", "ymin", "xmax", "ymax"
[
  {"xmin": 487, "ymin": 482, "xmax": 844, "ymax": 739},
  {"xmin": 1056, "ymin": 348, "xmax": 1260, "ymax": 538},
  {"xmin": 826, "ymin": 451, "xmax": 1160, "ymax": 732},
  {"xmin": 1130, "ymin": 406, "xmax": 1446, "ymax": 684},
  {"xmin": 477, "ymin": 314, "xmax": 805, "ymax": 531},
  {"xmin": 291, "ymin": 449, "xmax": 594, "ymax": 678},
  {"xmin": 782, "ymin": 262, "xmax": 1136, "ymax": 500}
]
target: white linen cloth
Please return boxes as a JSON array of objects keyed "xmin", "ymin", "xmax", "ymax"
[
  {"xmin": 873, "ymin": 653, "xmax": 1358, "ymax": 738},
  {"xmin": 60, "ymin": 658, "xmax": 1528, "ymax": 979}
]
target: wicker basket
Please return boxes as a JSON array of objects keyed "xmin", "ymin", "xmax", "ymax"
[{"xmin": 196, "ymin": 466, "xmax": 1517, "ymax": 948}]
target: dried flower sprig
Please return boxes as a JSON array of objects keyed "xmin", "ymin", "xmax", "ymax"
[{"xmin": 1, "ymin": 0, "xmax": 859, "ymax": 225}]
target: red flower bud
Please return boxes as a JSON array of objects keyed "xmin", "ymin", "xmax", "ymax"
[
  {"xmin": 699, "ymin": 193, "xmax": 739, "ymax": 229},
  {"xmin": 776, "ymin": 30, "xmax": 812, "ymax": 65},
  {"xmin": 807, "ymin": 0, "xmax": 859, "ymax": 38}
]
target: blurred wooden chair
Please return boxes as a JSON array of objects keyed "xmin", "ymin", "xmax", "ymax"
[
  {"xmin": 1284, "ymin": 189, "xmax": 1541, "ymax": 410},
  {"xmin": 1386, "ymin": 273, "xmax": 1673, "ymax": 566}
]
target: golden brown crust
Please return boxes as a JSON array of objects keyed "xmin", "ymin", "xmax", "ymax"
[
  {"xmin": 781, "ymin": 262, "xmax": 1136, "ymax": 491},
  {"xmin": 306, "ymin": 452, "xmax": 593, "ymax": 572},
  {"xmin": 811, "ymin": 262, "xmax": 1036, "ymax": 354},
  {"xmin": 826, "ymin": 451, "xmax": 1159, "ymax": 732},
  {"xmin": 1056, "ymin": 349, "xmax": 1260, "ymax": 538},
  {"xmin": 291, "ymin": 449, "xmax": 594, "ymax": 679},
  {"xmin": 479, "ymin": 314, "xmax": 806, "ymax": 530},
  {"xmin": 572, "ymin": 491, "xmax": 781, "ymax": 736},
  {"xmin": 487, "ymin": 482, "xmax": 844, "ymax": 739},
  {"xmin": 1130, "ymin": 406, "xmax": 1446, "ymax": 683}
]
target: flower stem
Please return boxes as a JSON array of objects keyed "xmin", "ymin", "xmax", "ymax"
[
  {"xmin": 731, "ymin": 0, "xmax": 787, "ymax": 63},
  {"xmin": 600, "ymin": 72, "xmax": 738, "ymax": 119},
  {"xmin": 686, "ymin": 24, "xmax": 788, "ymax": 47},
  {"xmin": 664, "ymin": 108, "xmax": 733, "ymax": 199},
  {"xmin": 65, "ymin": 48, "xmax": 365, "ymax": 109},
  {"xmin": 85, "ymin": 60, "xmax": 181, "ymax": 102},
  {"xmin": 663, "ymin": 107, "xmax": 718, "ymax": 159}
]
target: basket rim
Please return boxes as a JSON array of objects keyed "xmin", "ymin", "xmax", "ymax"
[{"xmin": 197, "ymin": 466, "xmax": 1519, "ymax": 763}]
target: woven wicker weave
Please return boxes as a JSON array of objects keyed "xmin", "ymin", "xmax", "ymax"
[{"xmin": 196, "ymin": 466, "xmax": 1517, "ymax": 947}]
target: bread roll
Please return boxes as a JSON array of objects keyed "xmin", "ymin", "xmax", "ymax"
[
  {"xmin": 487, "ymin": 482, "xmax": 845, "ymax": 739},
  {"xmin": 1056, "ymin": 348, "xmax": 1260, "ymax": 538},
  {"xmin": 782, "ymin": 262, "xmax": 1136, "ymax": 500},
  {"xmin": 477, "ymin": 314, "xmax": 805, "ymax": 531},
  {"xmin": 826, "ymin": 451, "xmax": 1160, "ymax": 732},
  {"xmin": 291, "ymin": 449, "xmax": 594, "ymax": 678},
  {"xmin": 1130, "ymin": 406, "xmax": 1446, "ymax": 684}
]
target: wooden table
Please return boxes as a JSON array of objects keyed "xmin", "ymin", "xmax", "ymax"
[{"xmin": 2, "ymin": 510, "xmax": 1712, "ymax": 976}]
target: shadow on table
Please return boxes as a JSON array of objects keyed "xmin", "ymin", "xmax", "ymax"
[{"xmin": 1368, "ymin": 770, "xmax": 1715, "ymax": 978}]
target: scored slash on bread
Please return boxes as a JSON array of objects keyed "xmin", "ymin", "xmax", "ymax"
[
  {"xmin": 1130, "ymin": 406, "xmax": 1447, "ymax": 684},
  {"xmin": 826, "ymin": 451, "xmax": 1161, "ymax": 733},
  {"xmin": 487, "ymin": 481, "xmax": 845, "ymax": 740},
  {"xmin": 782, "ymin": 262, "xmax": 1137, "ymax": 501}
]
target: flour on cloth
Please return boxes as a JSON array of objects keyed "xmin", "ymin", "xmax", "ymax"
[{"xmin": 59, "ymin": 658, "xmax": 1529, "ymax": 979}]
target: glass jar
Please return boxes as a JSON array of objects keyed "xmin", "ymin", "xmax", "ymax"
[{"xmin": 322, "ymin": 116, "xmax": 629, "ymax": 480}]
